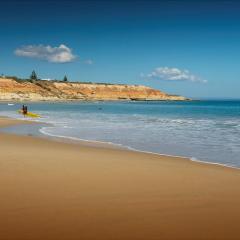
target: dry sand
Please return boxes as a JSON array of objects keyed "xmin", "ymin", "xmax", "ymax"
[{"xmin": 1, "ymin": 117, "xmax": 240, "ymax": 240}]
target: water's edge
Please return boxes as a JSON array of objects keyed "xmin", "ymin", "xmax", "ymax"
[
  {"xmin": 39, "ymin": 125, "xmax": 240, "ymax": 170},
  {"xmin": 1, "ymin": 117, "xmax": 239, "ymax": 171}
]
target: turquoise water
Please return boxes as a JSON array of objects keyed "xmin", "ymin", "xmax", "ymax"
[{"xmin": 1, "ymin": 100, "xmax": 240, "ymax": 167}]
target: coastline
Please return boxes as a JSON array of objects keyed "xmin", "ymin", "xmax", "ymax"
[
  {"xmin": 40, "ymin": 124, "xmax": 240, "ymax": 171},
  {"xmin": 2, "ymin": 114, "xmax": 239, "ymax": 170},
  {"xmin": 0, "ymin": 98, "xmax": 192, "ymax": 103},
  {"xmin": 1, "ymin": 116, "xmax": 240, "ymax": 240},
  {"xmin": 0, "ymin": 77, "xmax": 189, "ymax": 102}
]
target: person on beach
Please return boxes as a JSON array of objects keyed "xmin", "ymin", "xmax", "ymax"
[
  {"xmin": 25, "ymin": 106, "xmax": 28, "ymax": 115},
  {"xmin": 22, "ymin": 105, "xmax": 25, "ymax": 116},
  {"xmin": 22, "ymin": 105, "xmax": 28, "ymax": 116}
]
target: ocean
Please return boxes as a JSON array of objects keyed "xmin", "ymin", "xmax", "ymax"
[{"xmin": 1, "ymin": 100, "xmax": 240, "ymax": 167}]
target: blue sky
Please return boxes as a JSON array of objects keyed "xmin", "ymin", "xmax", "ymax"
[{"xmin": 0, "ymin": 0, "xmax": 240, "ymax": 98}]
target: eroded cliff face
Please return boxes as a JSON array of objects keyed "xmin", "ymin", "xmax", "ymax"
[{"xmin": 0, "ymin": 78, "xmax": 188, "ymax": 101}]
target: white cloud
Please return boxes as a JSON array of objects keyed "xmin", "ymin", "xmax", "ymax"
[
  {"xmin": 15, "ymin": 44, "xmax": 77, "ymax": 63},
  {"xmin": 142, "ymin": 67, "xmax": 207, "ymax": 83}
]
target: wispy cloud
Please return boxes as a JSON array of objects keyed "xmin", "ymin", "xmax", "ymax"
[
  {"xmin": 142, "ymin": 67, "xmax": 207, "ymax": 83},
  {"xmin": 84, "ymin": 59, "xmax": 94, "ymax": 65},
  {"xmin": 15, "ymin": 44, "xmax": 77, "ymax": 63}
]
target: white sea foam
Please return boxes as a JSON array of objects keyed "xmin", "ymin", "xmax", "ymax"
[
  {"xmin": 38, "ymin": 112, "xmax": 240, "ymax": 167},
  {"xmin": 39, "ymin": 126, "xmax": 240, "ymax": 170}
]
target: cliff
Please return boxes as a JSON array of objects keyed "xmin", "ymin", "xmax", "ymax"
[{"xmin": 0, "ymin": 78, "xmax": 188, "ymax": 101}]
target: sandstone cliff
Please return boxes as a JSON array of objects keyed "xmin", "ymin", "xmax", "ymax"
[{"xmin": 0, "ymin": 78, "xmax": 188, "ymax": 101}]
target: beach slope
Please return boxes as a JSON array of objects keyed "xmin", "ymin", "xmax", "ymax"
[{"xmin": 1, "ymin": 118, "xmax": 240, "ymax": 240}]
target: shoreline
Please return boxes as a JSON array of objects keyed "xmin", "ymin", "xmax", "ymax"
[
  {"xmin": 1, "ymin": 114, "xmax": 240, "ymax": 174},
  {"xmin": 40, "ymin": 125, "xmax": 240, "ymax": 171},
  {"xmin": 1, "ymin": 115, "xmax": 239, "ymax": 171},
  {"xmin": 0, "ymin": 99, "xmax": 192, "ymax": 103}
]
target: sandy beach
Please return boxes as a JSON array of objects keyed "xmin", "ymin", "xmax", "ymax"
[{"xmin": 1, "ymin": 117, "xmax": 240, "ymax": 240}]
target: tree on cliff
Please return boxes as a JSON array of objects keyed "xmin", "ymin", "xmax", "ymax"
[
  {"xmin": 63, "ymin": 75, "xmax": 68, "ymax": 82},
  {"xmin": 30, "ymin": 71, "xmax": 38, "ymax": 82}
]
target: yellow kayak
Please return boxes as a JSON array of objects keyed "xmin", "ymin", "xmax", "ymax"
[{"xmin": 18, "ymin": 110, "xmax": 40, "ymax": 118}]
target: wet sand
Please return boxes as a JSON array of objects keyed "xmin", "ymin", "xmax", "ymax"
[{"xmin": 1, "ymin": 117, "xmax": 240, "ymax": 240}]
